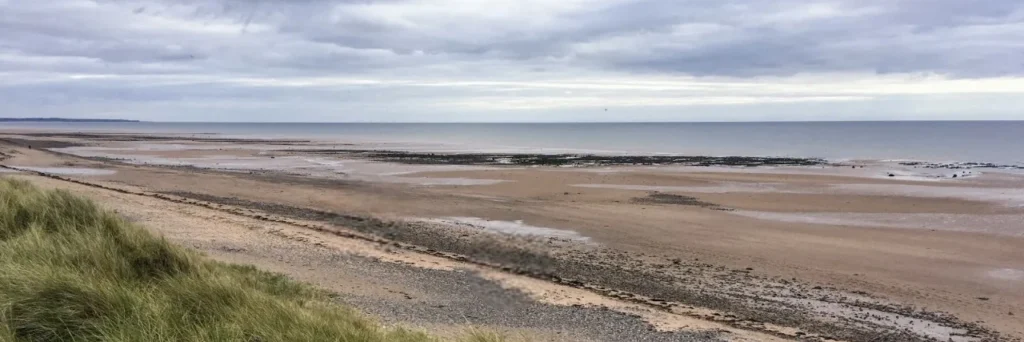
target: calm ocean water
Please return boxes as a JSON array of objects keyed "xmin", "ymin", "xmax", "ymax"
[{"xmin": 4, "ymin": 121, "xmax": 1023, "ymax": 165}]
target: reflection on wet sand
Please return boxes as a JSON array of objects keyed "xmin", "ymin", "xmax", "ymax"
[
  {"xmin": 416, "ymin": 216, "xmax": 591, "ymax": 242},
  {"xmin": 55, "ymin": 145, "xmax": 510, "ymax": 186}
]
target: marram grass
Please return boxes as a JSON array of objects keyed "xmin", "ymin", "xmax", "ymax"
[{"xmin": 0, "ymin": 178, "xmax": 506, "ymax": 342}]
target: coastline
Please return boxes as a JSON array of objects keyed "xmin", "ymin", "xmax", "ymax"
[
  {"xmin": 3, "ymin": 122, "xmax": 1024, "ymax": 166},
  {"xmin": 2, "ymin": 130, "xmax": 1022, "ymax": 341}
]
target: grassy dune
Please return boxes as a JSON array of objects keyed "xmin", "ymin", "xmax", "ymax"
[{"xmin": 0, "ymin": 178, "xmax": 500, "ymax": 342}]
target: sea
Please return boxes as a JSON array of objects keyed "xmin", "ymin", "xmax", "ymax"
[{"xmin": 3, "ymin": 121, "xmax": 1023, "ymax": 165}]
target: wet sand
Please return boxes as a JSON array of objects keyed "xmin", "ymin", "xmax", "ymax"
[{"xmin": 2, "ymin": 132, "xmax": 1022, "ymax": 341}]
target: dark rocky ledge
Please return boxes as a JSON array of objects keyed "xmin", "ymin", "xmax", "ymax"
[{"xmin": 290, "ymin": 149, "xmax": 826, "ymax": 167}]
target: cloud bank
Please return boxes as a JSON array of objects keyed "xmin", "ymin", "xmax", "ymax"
[{"xmin": 1, "ymin": 0, "xmax": 1023, "ymax": 121}]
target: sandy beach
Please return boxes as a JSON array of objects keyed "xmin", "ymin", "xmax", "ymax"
[{"xmin": 2, "ymin": 131, "xmax": 1022, "ymax": 342}]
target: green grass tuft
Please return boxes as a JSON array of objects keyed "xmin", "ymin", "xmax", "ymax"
[{"xmin": 0, "ymin": 178, "xmax": 495, "ymax": 342}]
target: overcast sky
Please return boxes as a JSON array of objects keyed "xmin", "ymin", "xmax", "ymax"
[{"xmin": 1, "ymin": 0, "xmax": 1023, "ymax": 122}]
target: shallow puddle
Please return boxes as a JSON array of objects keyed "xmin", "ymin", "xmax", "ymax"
[
  {"xmin": 731, "ymin": 211, "xmax": 1024, "ymax": 237},
  {"xmin": 374, "ymin": 176, "xmax": 506, "ymax": 186},
  {"xmin": 418, "ymin": 217, "xmax": 589, "ymax": 242},
  {"xmin": 11, "ymin": 166, "xmax": 116, "ymax": 176},
  {"xmin": 571, "ymin": 182, "xmax": 790, "ymax": 193},
  {"xmin": 832, "ymin": 183, "xmax": 1024, "ymax": 207},
  {"xmin": 575, "ymin": 180, "xmax": 1024, "ymax": 208},
  {"xmin": 987, "ymin": 268, "xmax": 1024, "ymax": 281}
]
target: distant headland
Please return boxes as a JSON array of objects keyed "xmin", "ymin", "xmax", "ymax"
[{"xmin": 0, "ymin": 118, "xmax": 140, "ymax": 123}]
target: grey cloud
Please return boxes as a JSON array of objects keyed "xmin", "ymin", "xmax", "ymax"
[
  {"xmin": 6, "ymin": 0, "xmax": 1022, "ymax": 76},
  {"xmin": 1, "ymin": 0, "xmax": 1023, "ymax": 122},
  {"xmin": 565, "ymin": 0, "xmax": 1024, "ymax": 76}
]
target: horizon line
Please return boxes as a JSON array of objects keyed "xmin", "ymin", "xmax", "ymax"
[{"xmin": 5, "ymin": 119, "xmax": 1024, "ymax": 124}]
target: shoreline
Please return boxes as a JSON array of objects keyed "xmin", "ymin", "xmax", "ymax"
[
  {"xmin": 4, "ymin": 130, "xmax": 1024, "ymax": 168},
  {"xmin": 2, "ymin": 131, "xmax": 1023, "ymax": 341}
]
